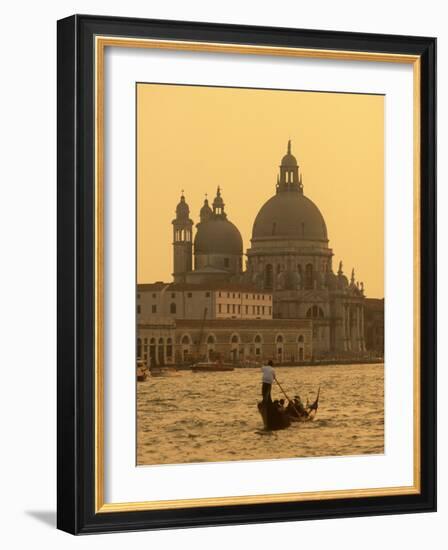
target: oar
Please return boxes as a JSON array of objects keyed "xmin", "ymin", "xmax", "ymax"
[{"xmin": 275, "ymin": 378, "xmax": 304, "ymax": 419}]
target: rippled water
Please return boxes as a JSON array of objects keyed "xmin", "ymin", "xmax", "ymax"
[{"xmin": 137, "ymin": 364, "xmax": 384, "ymax": 465}]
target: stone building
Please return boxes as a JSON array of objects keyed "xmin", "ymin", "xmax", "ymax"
[
  {"xmin": 138, "ymin": 282, "xmax": 273, "ymax": 321},
  {"xmin": 364, "ymin": 298, "xmax": 385, "ymax": 356},
  {"xmin": 138, "ymin": 318, "xmax": 313, "ymax": 366},
  {"xmin": 138, "ymin": 141, "xmax": 373, "ymax": 364}
]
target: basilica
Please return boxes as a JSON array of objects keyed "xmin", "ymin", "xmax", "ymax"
[{"xmin": 137, "ymin": 142, "xmax": 369, "ymax": 365}]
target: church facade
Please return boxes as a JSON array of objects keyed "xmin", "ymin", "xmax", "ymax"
[{"xmin": 138, "ymin": 141, "xmax": 368, "ymax": 364}]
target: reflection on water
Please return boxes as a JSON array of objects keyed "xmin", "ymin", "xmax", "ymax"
[{"xmin": 137, "ymin": 364, "xmax": 384, "ymax": 465}]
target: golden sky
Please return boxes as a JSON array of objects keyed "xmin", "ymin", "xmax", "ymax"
[{"xmin": 137, "ymin": 84, "xmax": 384, "ymax": 298}]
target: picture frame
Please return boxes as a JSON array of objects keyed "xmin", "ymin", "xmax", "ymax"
[{"xmin": 57, "ymin": 14, "xmax": 436, "ymax": 534}]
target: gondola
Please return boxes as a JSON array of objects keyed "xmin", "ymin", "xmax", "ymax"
[{"xmin": 258, "ymin": 387, "xmax": 320, "ymax": 431}]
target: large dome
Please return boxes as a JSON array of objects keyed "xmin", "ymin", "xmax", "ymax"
[
  {"xmin": 195, "ymin": 219, "xmax": 243, "ymax": 255},
  {"xmin": 252, "ymin": 192, "xmax": 328, "ymax": 242}
]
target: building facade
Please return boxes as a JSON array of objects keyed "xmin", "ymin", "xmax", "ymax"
[
  {"xmin": 138, "ymin": 141, "xmax": 375, "ymax": 363},
  {"xmin": 138, "ymin": 318, "xmax": 313, "ymax": 366}
]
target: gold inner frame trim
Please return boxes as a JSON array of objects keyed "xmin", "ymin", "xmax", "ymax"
[{"xmin": 94, "ymin": 35, "xmax": 421, "ymax": 514}]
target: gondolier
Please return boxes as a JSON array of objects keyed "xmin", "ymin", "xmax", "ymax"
[{"xmin": 261, "ymin": 360, "xmax": 276, "ymax": 404}]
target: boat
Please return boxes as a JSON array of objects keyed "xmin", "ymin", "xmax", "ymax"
[
  {"xmin": 149, "ymin": 366, "xmax": 180, "ymax": 377},
  {"xmin": 191, "ymin": 361, "xmax": 235, "ymax": 372},
  {"xmin": 258, "ymin": 400, "xmax": 291, "ymax": 430},
  {"xmin": 136, "ymin": 360, "xmax": 148, "ymax": 382},
  {"xmin": 258, "ymin": 387, "xmax": 320, "ymax": 431}
]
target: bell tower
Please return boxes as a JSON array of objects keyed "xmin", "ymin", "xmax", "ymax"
[{"xmin": 172, "ymin": 192, "xmax": 193, "ymax": 283}]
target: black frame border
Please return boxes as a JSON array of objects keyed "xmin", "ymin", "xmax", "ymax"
[{"xmin": 57, "ymin": 14, "xmax": 436, "ymax": 534}]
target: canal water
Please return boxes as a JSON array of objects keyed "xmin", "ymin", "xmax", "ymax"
[{"xmin": 137, "ymin": 363, "xmax": 384, "ymax": 466}]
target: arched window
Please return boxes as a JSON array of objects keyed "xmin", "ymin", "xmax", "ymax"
[
  {"xmin": 166, "ymin": 337, "xmax": 173, "ymax": 359},
  {"xmin": 207, "ymin": 335, "xmax": 215, "ymax": 344},
  {"xmin": 265, "ymin": 264, "xmax": 273, "ymax": 289},
  {"xmin": 181, "ymin": 335, "xmax": 190, "ymax": 345},
  {"xmin": 276, "ymin": 334, "xmax": 284, "ymax": 343},
  {"xmin": 254, "ymin": 334, "xmax": 262, "ymax": 344},
  {"xmin": 157, "ymin": 337, "xmax": 165, "ymax": 365},
  {"xmin": 231, "ymin": 334, "xmax": 239, "ymax": 344},
  {"xmin": 305, "ymin": 263, "xmax": 313, "ymax": 289},
  {"xmin": 298, "ymin": 334, "xmax": 304, "ymax": 343},
  {"xmin": 137, "ymin": 338, "xmax": 142, "ymax": 358},
  {"xmin": 170, "ymin": 302, "xmax": 176, "ymax": 314}
]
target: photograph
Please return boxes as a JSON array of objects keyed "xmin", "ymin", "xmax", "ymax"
[{"xmin": 136, "ymin": 83, "xmax": 385, "ymax": 466}]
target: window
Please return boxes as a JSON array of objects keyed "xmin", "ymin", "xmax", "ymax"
[
  {"xmin": 170, "ymin": 303, "xmax": 176, "ymax": 314},
  {"xmin": 238, "ymin": 305, "xmax": 241, "ymax": 314},
  {"xmin": 254, "ymin": 335, "xmax": 262, "ymax": 343},
  {"xmin": 232, "ymin": 304, "xmax": 236, "ymax": 314},
  {"xmin": 232, "ymin": 293, "xmax": 235, "ymax": 298},
  {"xmin": 137, "ymin": 338, "xmax": 142, "ymax": 358},
  {"xmin": 306, "ymin": 306, "xmax": 325, "ymax": 318},
  {"xmin": 151, "ymin": 305, "xmax": 157, "ymax": 313},
  {"xmin": 245, "ymin": 305, "xmax": 249, "ymax": 314},
  {"xmin": 219, "ymin": 292, "xmax": 221, "ymax": 297},
  {"xmin": 137, "ymin": 305, "xmax": 141, "ymax": 314},
  {"xmin": 265, "ymin": 264, "xmax": 273, "ymax": 289},
  {"xmin": 187, "ymin": 292, "xmax": 192, "ymax": 298},
  {"xmin": 218, "ymin": 304, "xmax": 222, "ymax": 313},
  {"xmin": 262, "ymin": 306, "xmax": 265, "ymax": 315},
  {"xmin": 276, "ymin": 334, "xmax": 284, "ymax": 343},
  {"xmin": 205, "ymin": 292, "xmax": 210, "ymax": 297},
  {"xmin": 166, "ymin": 338, "xmax": 173, "ymax": 358},
  {"xmin": 137, "ymin": 293, "xmax": 140, "ymax": 299},
  {"xmin": 227, "ymin": 304, "xmax": 230, "ymax": 313},
  {"xmin": 269, "ymin": 306, "xmax": 272, "ymax": 315},
  {"xmin": 305, "ymin": 263, "xmax": 313, "ymax": 289},
  {"xmin": 171, "ymin": 292, "xmax": 176, "ymax": 298},
  {"xmin": 298, "ymin": 334, "xmax": 304, "ymax": 343},
  {"xmin": 152, "ymin": 293, "xmax": 156, "ymax": 298}
]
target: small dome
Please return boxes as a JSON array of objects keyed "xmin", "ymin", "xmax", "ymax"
[
  {"xmin": 281, "ymin": 152, "xmax": 298, "ymax": 166},
  {"xmin": 195, "ymin": 218, "xmax": 243, "ymax": 255},
  {"xmin": 338, "ymin": 274, "xmax": 349, "ymax": 289},
  {"xmin": 252, "ymin": 192, "xmax": 328, "ymax": 242},
  {"xmin": 326, "ymin": 271, "xmax": 339, "ymax": 290},
  {"xmin": 200, "ymin": 198, "xmax": 212, "ymax": 222},
  {"xmin": 175, "ymin": 195, "xmax": 189, "ymax": 219}
]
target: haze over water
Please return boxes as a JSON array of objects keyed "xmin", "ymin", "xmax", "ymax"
[{"xmin": 137, "ymin": 364, "xmax": 384, "ymax": 466}]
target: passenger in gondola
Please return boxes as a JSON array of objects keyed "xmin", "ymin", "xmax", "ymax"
[
  {"xmin": 261, "ymin": 360, "xmax": 276, "ymax": 404},
  {"xmin": 294, "ymin": 395, "xmax": 309, "ymax": 417}
]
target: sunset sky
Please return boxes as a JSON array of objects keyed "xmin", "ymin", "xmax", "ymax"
[{"xmin": 137, "ymin": 83, "xmax": 384, "ymax": 298}]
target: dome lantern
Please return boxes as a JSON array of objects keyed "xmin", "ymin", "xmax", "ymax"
[
  {"xmin": 212, "ymin": 186, "xmax": 226, "ymax": 218},
  {"xmin": 278, "ymin": 140, "xmax": 303, "ymax": 194}
]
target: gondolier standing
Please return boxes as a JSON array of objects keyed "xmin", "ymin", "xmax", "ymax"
[{"xmin": 261, "ymin": 360, "xmax": 276, "ymax": 404}]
